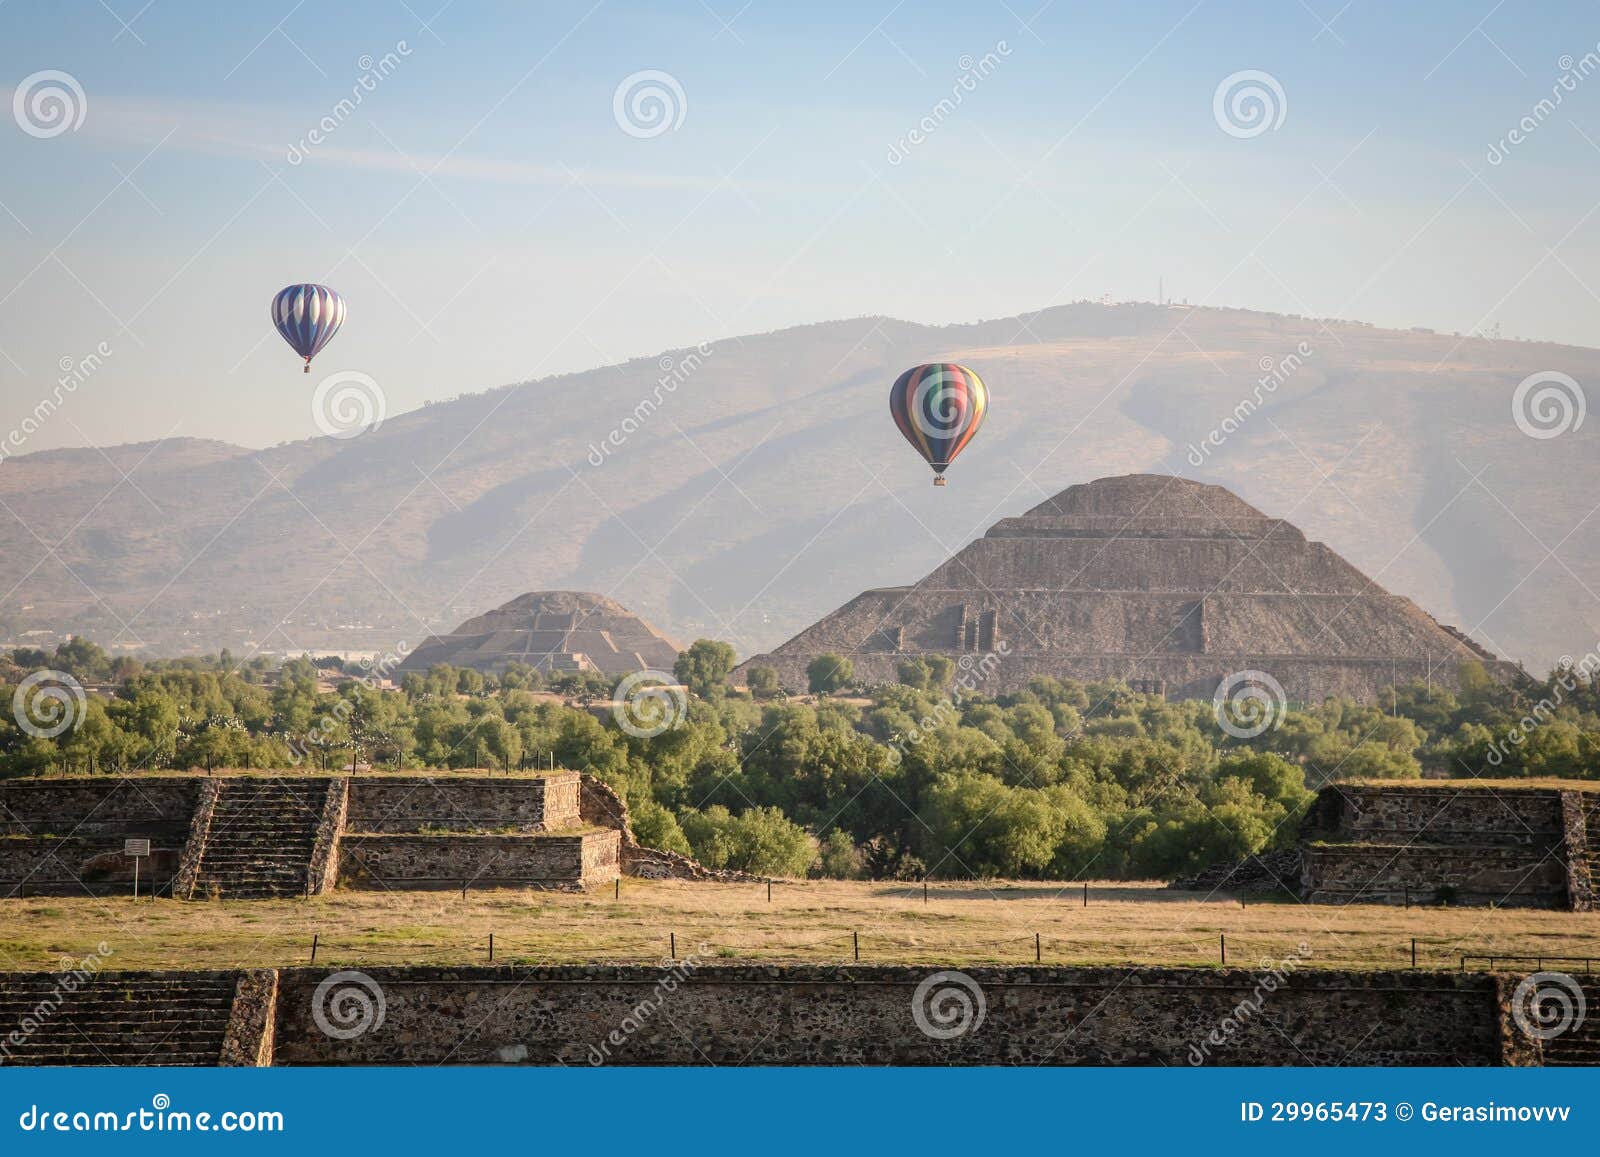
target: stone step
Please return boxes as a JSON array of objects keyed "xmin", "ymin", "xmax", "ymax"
[
  {"xmin": 193, "ymin": 780, "xmax": 326, "ymax": 899},
  {"xmin": 0, "ymin": 999, "xmax": 233, "ymax": 1016},
  {"xmin": 0, "ymin": 995, "xmax": 232, "ymax": 1007},
  {"xmin": 3, "ymin": 1047, "xmax": 223, "ymax": 1065},
  {"xmin": 211, "ymin": 810, "xmax": 321, "ymax": 819},
  {"xmin": 0, "ymin": 987, "xmax": 235, "ymax": 1003},
  {"xmin": 0, "ymin": 972, "xmax": 239, "ymax": 1067}
]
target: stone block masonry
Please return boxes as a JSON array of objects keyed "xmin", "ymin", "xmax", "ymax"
[
  {"xmin": 272, "ymin": 966, "xmax": 1504, "ymax": 1066},
  {"xmin": 338, "ymin": 830, "xmax": 620, "ymax": 891},
  {"xmin": 2, "ymin": 965, "xmax": 1593, "ymax": 1066},
  {"xmin": 0, "ymin": 778, "xmax": 199, "ymax": 896},
  {"xmin": 345, "ymin": 773, "xmax": 582, "ymax": 833},
  {"xmin": 1299, "ymin": 784, "xmax": 1597, "ymax": 909},
  {"xmin": 0, "ymin": 772, "xmax": 612, "ymax": 898}
]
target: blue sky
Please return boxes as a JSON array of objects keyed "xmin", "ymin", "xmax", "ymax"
[{"xmin": 2, "ymin": 0, "xmax": 1599, "ymax": 449}]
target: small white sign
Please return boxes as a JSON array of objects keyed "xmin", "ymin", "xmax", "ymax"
[{"xmin": 123, "ymin": 838, "xmax": 150, "ymax": 857}]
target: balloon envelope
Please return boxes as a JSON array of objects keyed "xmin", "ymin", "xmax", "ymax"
[
  {"xmin": 888, "ymin": 363, "xmax": 988, "ymax": 478},
  {"xmin": 272, "ymin": 284, "xmax": 346, "ymax": 367}
]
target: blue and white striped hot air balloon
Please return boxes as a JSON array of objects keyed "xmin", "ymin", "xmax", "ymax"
[{"xmin": 271, "ymin": 283, "xmax": 346, "ymax": 373}]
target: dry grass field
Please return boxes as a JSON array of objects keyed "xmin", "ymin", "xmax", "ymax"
[{"xmin": 3, "ymin": 878, "xmax": 1598, "ymax": 973}]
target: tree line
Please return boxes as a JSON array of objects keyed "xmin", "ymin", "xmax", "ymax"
[{"xmin": 1, "ymin": 637, "xmax": 1595, "ymax": 880}]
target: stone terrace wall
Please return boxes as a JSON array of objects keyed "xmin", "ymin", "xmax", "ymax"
[
  {"xmin": 269, "ymin": 965, "xmax": 1505, "ymax": 1066},
  {"xmin": 1302, "ymin": 845, "xmax": 1569, "ymax": 907},
  {"xmin": 1306, "ymin": 785, "xmax": 1567, "ymax": 846},
  {"xmin": 344, "ymin": 774, "xmax": 581, "ymax": 833},
  {"xmin": 0, "ymin": 779, "xmax": 200, "ymax": 896},
  {"xmin": 1301, "ymin": 785, "xmax": 1591, "ymax": 908},
  {"xmin": 337, "ymin": 830, "xmax": 619, "ymax": 891},
  {"xmin": 0, "ymin": 779, "xmax": 199, "ymax": 836},
  {"xmin": 0, "ymin": 836, "xmax": 182, "ymax": 896}
]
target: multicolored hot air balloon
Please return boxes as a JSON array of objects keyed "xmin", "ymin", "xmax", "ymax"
[
  {"xmin": 271, "ymin": 283, "xmax": 346, "ymax": 373},
  {"xmin": 888, "ymin": 363, "xmax": 988, "ymax": 486}
]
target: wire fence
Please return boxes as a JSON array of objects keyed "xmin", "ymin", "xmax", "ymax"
[
  {"xmin": 1458, "ymin": 954, "xmax": 1598, "ymax": 974},
  {"xmin": 295, "ymin": 930, "xmax": 1523, "ymax": 971}
]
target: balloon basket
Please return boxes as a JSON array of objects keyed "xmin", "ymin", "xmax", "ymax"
[
  {"xmin": 303, "ymin": 362, "xmax": 311, "ymax": 374},
  {"xmin": 933, "ymin": 476, "xmax": 947, "ymax": 487}
]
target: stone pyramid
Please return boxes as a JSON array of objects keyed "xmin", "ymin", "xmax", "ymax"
[
  {"xmin": 400, "ymin": 591, "xmax": 681, "ymax": 678},
  {"xmin": 736, "ymin": 474, "xmax": 1519, "ymax": 702}
]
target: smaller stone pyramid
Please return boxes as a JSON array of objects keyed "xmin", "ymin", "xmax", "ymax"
[{"xmin": 400, "ymin": 591, "xmax": 681, "ymax": 677}]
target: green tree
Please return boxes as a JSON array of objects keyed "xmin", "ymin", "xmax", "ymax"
[
  {"xmin": 674, "ymin": 639, "xmax": 738, "ymax": 700},
  {"xmin": 896, "ymin": 658, "xmax": 931, "ymax": 690},
  {"xmin": 807, "ymin": 653, "xmax": 854, "ymax": 696},
  {"xmin": 746, "ymin": 665, "xmax": 782, "ymax": 700},
  {"xmin": 816, "ymin": 829, "xmax": 864, "ymax": 879},
  {"xmin": 678, "ymin": 805, "xmax": 815, "ymax": 876}
]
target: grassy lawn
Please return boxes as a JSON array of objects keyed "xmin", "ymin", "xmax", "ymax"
[{"xmin": 2, "ymin": 879, "xmax": 1598, "ymax": 972}]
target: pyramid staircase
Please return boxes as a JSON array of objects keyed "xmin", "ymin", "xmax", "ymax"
[
  {"xmin": 0, "ymin": 973, "xmax": 237, "ymax": 1066},
  {"xmin": 1539, "ymin": 977, "xmax": 1600, "ymax": 1067},
  {"xmin": 191, "ymin": 778, "xmax": 326, "ymax": 899}
]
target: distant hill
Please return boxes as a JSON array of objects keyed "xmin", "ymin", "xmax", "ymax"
[{"xmin": 1, "ymin": 301, "xmax": 1593, "ymax": 674}]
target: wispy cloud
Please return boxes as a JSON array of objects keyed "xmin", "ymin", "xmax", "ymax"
[{"xmin": 75, "ymin": 95, "xmax": 740, "ymax": 191}]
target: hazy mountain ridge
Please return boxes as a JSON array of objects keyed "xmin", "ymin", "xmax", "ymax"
[{"xmin": 1, "ymin": 302, "xmax": 1594, "ymax": 671}]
